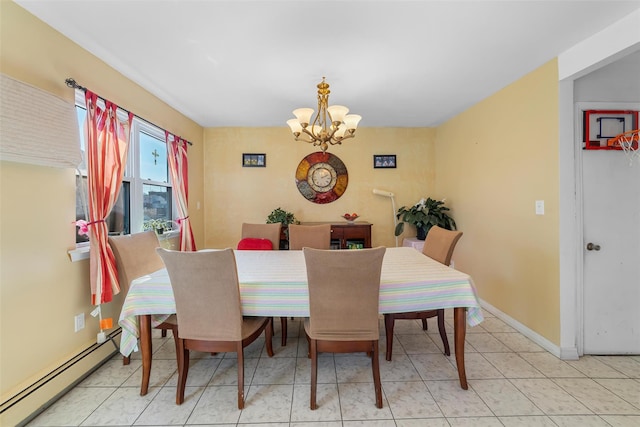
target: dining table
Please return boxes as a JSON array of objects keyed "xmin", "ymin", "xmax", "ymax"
[{"xmin": 118, "ymin": 246, "xmax": 483, "ymax": 395}]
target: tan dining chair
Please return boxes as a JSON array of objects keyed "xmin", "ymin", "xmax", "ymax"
[
  {"xmin": 384, "ymin": 225, "xmax": 463, "ymax": 361},
  {"xmin": 156, "ymin": 247, "xmax": 274, "ymax": 408},
  {"xmin": 109, "ymin": 231, "xmax": 179, "ymax": 377},
  {"xmin": 285, "ymin": 223, "xmax": 332, "ymax": 346},
  {"xmin": 238, "ymin": 222, "xmax": 290, "ymax": 347},
  {"xmin": 303, "ymin": 246, "xmax": 386, "ymax": 409},
  {"xmin": 241, "ymin": 222, "xmax": 281, "ymax": 250},
  {"xmin": 288, "ymin": 224, "xmax": 331, "ymax": 250}
]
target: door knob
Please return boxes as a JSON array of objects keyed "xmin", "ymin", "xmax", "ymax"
[{"xmin": 586, "ymin": 242, "xmax": 601, "ymax": 251}]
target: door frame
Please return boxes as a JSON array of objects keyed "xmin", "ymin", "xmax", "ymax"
[{"xmin": 557, "ymin": 10, "xmax": 640, "ymax": 359}]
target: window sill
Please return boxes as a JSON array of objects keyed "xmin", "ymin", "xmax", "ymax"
[
  {"xmin": 67, "ymin": 230, "xmax": 180, "ymax": 262},
  {"xmin": 68, "ymin": 245, "xmax": 90, "ymax": 262}
]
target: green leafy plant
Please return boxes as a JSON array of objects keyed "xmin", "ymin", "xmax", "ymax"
[
  {"xmin": 143, "ymin": 218, "xmax": 171, "ymax": 234},
  {"xmin": 394, "ymin": 197, "xmax": 456, "ymax": 237},
  {"xmin": 266, "ymin": 207, "xmax": 299, "ymax": 226}
]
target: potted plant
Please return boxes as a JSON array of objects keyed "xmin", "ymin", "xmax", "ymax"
[
  {"xmin": 143, "ymin": 218, "xmax": 170, "ymax": 235},
  {"xmin": 394, "ymin": 197, "xmax": 456, "ymax": 240},
  {"xmin": 266, "ymin": 207, "xmax": 299, "ymax": 249}
]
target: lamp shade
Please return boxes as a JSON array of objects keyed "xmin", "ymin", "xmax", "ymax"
[
  {"xmin": 287, "ymin": 119, "xmax": 302, "ymax": 133},
  {"xmin": 327, "ymin": 105, "xmax": 349, "ymax": 123},
  {"xmin": 344, "ymin": 114, "xmax": 362, "ymax": 130},
  {"xmin": 293, "ymin": 108, "xmax": 314, "ymax": 125}
]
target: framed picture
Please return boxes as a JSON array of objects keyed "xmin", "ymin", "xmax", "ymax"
[
  {"xmin": 373, "ymin": 154, "xmax": 396, "ymax": 169},
  {"xmin": 242, "ymin": 153, "xmax": 266, "ymax": 167}
]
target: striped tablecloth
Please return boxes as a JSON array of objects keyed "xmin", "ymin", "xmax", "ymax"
[{"xmin": 119, "ymin": 246, "xmax": 483, "ymax": 356}]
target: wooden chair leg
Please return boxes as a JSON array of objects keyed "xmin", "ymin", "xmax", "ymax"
[
  {"xmin": 437, "ymin": 309, "xmax": 451, "ymax": 356},
  {"xmin": 280, "ymin": 317, "xmax": 287, "ymax": 346},
  {"xmin": 310, "ymin": 339, "xmax": 318, "ymax": 410},
  {"xmin": 421, "ymin": 318, "xmax": 428, "ymax": 330},
  {"xmin": 161, "ymin": 329, "xmax": 167, "ymax": 338},
  {"xmin": 176, "ymin": 341, "xmax": 188, "ymax": 405},
  {"xmin": 265, "ymin": 318, "xmax": 274, "ymax": 357},
  {"xmin": 384, "ymin": 314, "xmax": 395, "ymax": 361},
  {"xmin": 237, "ymin": 344, "xmax": 245, "ymax": 409},
  {"xmin": 122, "ymin": 355, "xmax": 130, "ymax": 365},
  {"xmin": 372, "ymin": 341, "xmax": 382, "ymax": 408}
]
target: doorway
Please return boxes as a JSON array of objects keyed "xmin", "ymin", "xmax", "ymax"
[{"xmin": 577, "ymin": 102, "xmax": 640, "ymax": 354}]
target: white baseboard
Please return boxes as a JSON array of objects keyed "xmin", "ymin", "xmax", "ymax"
[{"xmin": 479, "ymin": 299, "xmax": 579, "ymax": 360}]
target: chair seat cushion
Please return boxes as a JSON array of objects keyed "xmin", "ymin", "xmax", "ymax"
[{"xmin": 237, "ymin": 238, "xmax": 273, "ymax": 250}]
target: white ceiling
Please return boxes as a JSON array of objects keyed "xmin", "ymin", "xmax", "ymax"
[{"xmin": 14, "ymin": 0, "xmax": 640, "ymax": 128}]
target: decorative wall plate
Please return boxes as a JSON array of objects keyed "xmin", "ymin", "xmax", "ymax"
[{"xmin": 295, "ymin": 152, "xmax": 348, "ymax": 204}]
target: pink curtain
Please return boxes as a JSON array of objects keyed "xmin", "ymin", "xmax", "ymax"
[
  {"xmin": 85, "ymin": 91, "xmax": 133, "ymax": 304},
  {"xmin": 166, "ymin": 131, "xmax": 196, "ymax": 251}
]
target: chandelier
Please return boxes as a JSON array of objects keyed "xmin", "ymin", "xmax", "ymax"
[{"xmin": 286, "ymin": 77, "xmax": 361, "ymax": 153}]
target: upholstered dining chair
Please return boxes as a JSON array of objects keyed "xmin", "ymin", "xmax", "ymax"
[
  {"xmin": 156, "ymin": 248, "xmax": 274, "ymax": 408},
  {"xmin": 238, "ymin": 222, "xmax": 290, "ymax": 346},
  {"xmin": 288, "ymin": 224, "xmax": 331, "ymax": 250},
  {"xmin": 384, "ymin": 225, "xmax": 463, "ymax": 361},
  {"xmin": 109, "ymin": 231, "xmax": 179, "ymax": 374},
  {"xmin": 303, "ymin": 246, "xmax": 386, "ymax": 409},
  {"xmin": 241, "ymin": 222, "xmax": 281, "ymax": 250},
  {"xmin": 285, "ymin": 223, "xmax": 332, "ymax": 346}
]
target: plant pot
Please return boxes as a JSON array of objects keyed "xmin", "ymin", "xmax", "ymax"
[{"xmin": 416, "ymin": 226, "xmax": 427, "ymax": 241}]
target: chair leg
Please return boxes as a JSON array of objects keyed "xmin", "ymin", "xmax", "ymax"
[
  {"xmin": 122, "ymin": 355, "xmax": 130, "ymax": 365},
  {"xmin": 310, "ymin": 339, "xmax": 318, "ymax": 410},
  {"xmin": 237, "ymin": 344, "xmax": 245, "ymax": 409},
  {"xmin": 437, "ymin": 309, "xmax": 451, "ymax": 356},
  {"xmin": 280, "ymin": 317, "xmax": 287, "ymax": 346},
  {"xmin": 372, "ymin": 341, "xmax": 382, "ymax": 409},
  {"xmin": 176, "ymin": 340, "xmax": 189, "ymax": 405},
  {"xmin": 421, "ymin": 318, "xmax": 428, "ymax": 330},
  {"xmin": 384, "ymin": 314, "xmax": 395, "ymax": 361},
  {"xmin": 265, "ymin": 318, "xmax": 274, "ymax": 357},
  {"xmin": 161, "ymin": 329, "xmax": 167, "ymax": 338}
]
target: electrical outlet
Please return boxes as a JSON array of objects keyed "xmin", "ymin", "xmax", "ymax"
[{"xmin": 74, "ymin": 313, "xmax": 85, "ymax": 332}]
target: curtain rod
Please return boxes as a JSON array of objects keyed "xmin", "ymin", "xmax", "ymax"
[{"xmin": 65, "ymin": 78, "xmax": 192, "ymax": 146}]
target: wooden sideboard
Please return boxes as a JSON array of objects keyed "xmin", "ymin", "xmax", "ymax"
[{"xmin": 279, "ymin": 222, "xmax": 372, "ymax": 250}]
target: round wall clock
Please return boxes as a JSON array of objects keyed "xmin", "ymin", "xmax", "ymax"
[{"xmin": 295, "ymin": 152, "xmax": 348, "ymax": 204}]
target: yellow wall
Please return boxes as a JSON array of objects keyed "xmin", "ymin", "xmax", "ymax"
[
  {"xmin": 203, "ymin": 127, "xmax": 436, "ymax": 249},
  {"xmin": 436, "ymin": 59, "xmax": 560, "ymax": 344},
  {"xmin": 0, "ymin": 2, "xmax": 204, "ymax": 424},
  {"xmin": 1, "ymin": 0, "xmax": 566, "ymax": 424}
]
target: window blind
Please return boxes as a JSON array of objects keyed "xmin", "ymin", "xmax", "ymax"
[{"xmin": 0, "ymin": 73, "xmax": 81, "ymax": 168}]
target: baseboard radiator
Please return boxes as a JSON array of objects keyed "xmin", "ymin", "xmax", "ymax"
[{"xmin": 0, "ymin": 329, "xmax": 122, "ymax": 426}]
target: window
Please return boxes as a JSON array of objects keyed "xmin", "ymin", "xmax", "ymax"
[{"xmin": 75, "ymin": 95, "xmax": 173, "ymax": 244}]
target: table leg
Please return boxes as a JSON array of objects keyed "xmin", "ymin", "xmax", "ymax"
[
  {"xmin": 453, "ymin": 307, "xmax": 468, "ymax": 390},
  {"xmin": 139, "ymin": 314, "xmax": 152, "ymax": 396}
]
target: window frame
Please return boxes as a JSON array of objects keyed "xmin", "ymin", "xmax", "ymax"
[{"xmin": 73, "ymin": 91, "xmax": 175, "ymax": 248}]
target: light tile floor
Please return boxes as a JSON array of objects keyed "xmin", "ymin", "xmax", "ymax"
[{"xmin": 26, "ymin": 309, "xmax": 640, "ymax": 426}]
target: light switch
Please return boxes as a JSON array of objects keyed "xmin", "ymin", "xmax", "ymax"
[{"xmin": 535, "ymin": 200, "xmax": 544, "ymax": 215}]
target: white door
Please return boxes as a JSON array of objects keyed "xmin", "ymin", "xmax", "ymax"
[{"xmin": 582, "ymin": 148, "xmax": 640, "ymax": 354}]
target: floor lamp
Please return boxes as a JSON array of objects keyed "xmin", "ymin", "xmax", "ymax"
[{"xmin": 373, "ymin": 189, "xmax": 398, "ymax": 247}]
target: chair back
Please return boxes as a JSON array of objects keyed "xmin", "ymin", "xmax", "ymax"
[
  {"xmin": 422, "ymin": 226, "xmax": 463, "ymax": 266},
  {"xmin": 289, "ymin": 224, "xmax": 331, "ymax": 250},
  {"xmin": 108, "ymin": 231, "xmax": 164, "ymax": 293},
  {"xmin": 156, "ymin": 248, "xmax": 243, "ymax": 341},
  {"xmin": 303, "ymin": 247, "xmax": 386, "ymax": 340},
  {"xmin": 241, "ymin": 222, "xmax": 281, "ymax": 250}
]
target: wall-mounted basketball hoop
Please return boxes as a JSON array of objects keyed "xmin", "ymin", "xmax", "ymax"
[{"xmin": 608, "ymin": 129, "xmax": 640, "ymax": 166}]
